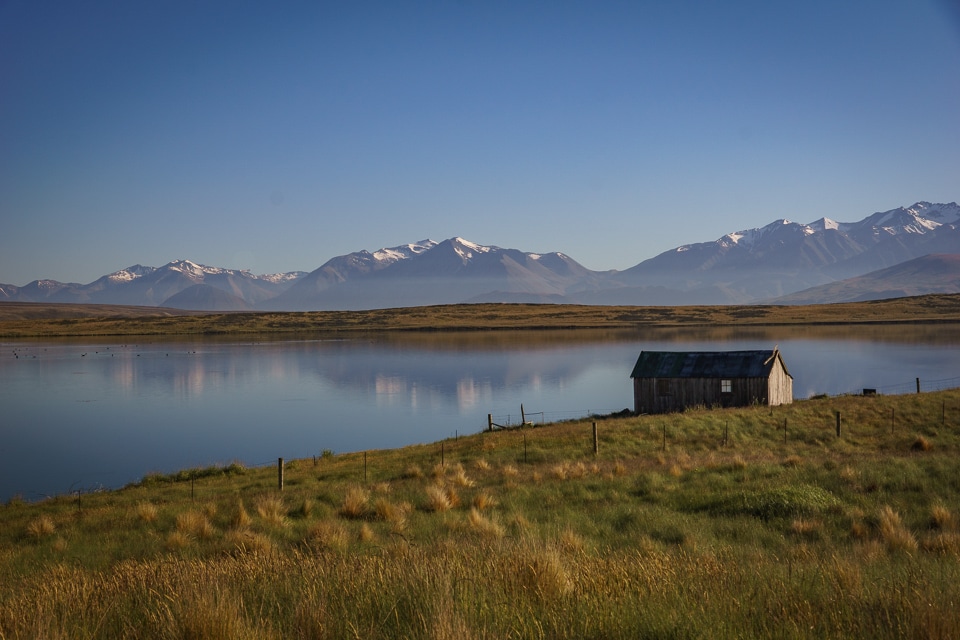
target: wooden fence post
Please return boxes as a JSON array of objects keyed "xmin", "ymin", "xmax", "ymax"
[
  {"xmin": 835, "ymin": 412, "xmax": 841, "ymax": 438},
  {"xmin": 916, "ymin": 378, "xmax": 921, "ymax": 394},
  {"xmin": 488, "ymin": 414, "xmax": 493, "ymax": 431},
  {"xmin": 592, "ymin": 422, "xmax": 599, "ymax": 455},
  {"xmin": 278, "ymin": 457, "xmax": 284, "ymax": 491}
]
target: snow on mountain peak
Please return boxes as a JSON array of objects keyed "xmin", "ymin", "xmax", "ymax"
[
  {"xmin": 371, "ymin": 239, "xmax": 438, "ymax": 265},
  {"xmin": 449, "ymin": 237, "xmax": 495, "ymax": 261},
  {"xmin": 107, "ymin": 264, "xmax": 156, "ymax": 282}
]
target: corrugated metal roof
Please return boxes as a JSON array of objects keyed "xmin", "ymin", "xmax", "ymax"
[{"xmin": 630, "ymin": 350, "xmax": 787, "ymax": 379}]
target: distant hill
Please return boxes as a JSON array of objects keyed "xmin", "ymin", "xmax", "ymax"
[
  {"xmin": 769, "ymin": 254, "xmax": 960, "ymax": 304},
  {"xmin": 162, "ymin": 284, "xmax": 252, "ymax": 311}
]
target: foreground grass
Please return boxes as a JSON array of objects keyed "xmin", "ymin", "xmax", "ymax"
[
  {"xmin": 3, "ymin": 293, "xmax": 960, "ymax": 337},
  {"xmin": 3, "ymin": 389, "xmax": 960, "ymax": 638}
]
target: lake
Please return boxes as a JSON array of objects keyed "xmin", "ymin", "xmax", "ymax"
[{"xmin": 2, "ymin": 324, "xmax": 959, "ymax": 502}]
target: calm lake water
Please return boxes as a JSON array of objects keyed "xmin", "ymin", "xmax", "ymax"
[{"xmin": 2, "ymin": 325, "xmax": 959, "ymax": 501}]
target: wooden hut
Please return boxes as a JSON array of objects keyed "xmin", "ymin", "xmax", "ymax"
[{"xmin": 630, "ymin": 349, "xmax": 793, "ymax": 414}]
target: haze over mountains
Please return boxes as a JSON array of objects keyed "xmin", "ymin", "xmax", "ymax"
[{"xmin": 2, "ymin": 201, "xmax": 958, "ymax": 310}]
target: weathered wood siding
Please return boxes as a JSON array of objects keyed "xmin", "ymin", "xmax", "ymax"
[
  {"xmin": 766, "ymin": 357, "xmax": 793, "ymax": 406},
  {"xmin": 633, "ymin": 369, "xmax": 793, "ymax": 414}
]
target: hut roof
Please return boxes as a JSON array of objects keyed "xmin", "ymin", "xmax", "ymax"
[{"xmin": 630, "ymin": 350, "xmax": 790, "ymax": 379}]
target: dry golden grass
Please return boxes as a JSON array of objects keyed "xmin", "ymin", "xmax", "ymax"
[
  {"xmin": 558, "ymin": 527, "xmax": 586, "ymax": 554},
  {"xmin": 165, "ymin": 530, "xmax": 191, "ymax": 551},
  {"xmin": 513, "ymin": 545, "xmax": 573, "ymax": 601},
  {"xmin": 175, "ymin": 510, "xmax": 216, "ymax": 540},
  {"xmin": 472, "ymin": 491, "xmax": 498, "ymax": 511},
  {"xmin": 451, "ymin": 464, "xmax": 475, "ymax": 487},
  {"xmin": 878, "ymin": 505, "xmax": 918, "ymax": 553},
  {"xmin": 467, "ymin": 508, "xmax": 504, "ymax": 538},
  {"xmin": 790, "ymin": 518, "xmax": 823, "ymax": 540},
  {"xmin": 930, "ymin": 504, "xmax": 954, "ymax": 530},
  {"xmin": 359, "ymin": 523, "xmax": 376, "ymax": 543},
  {"xmin": 307, "ymin": 520, "xmax": 349, "ymax": 551},
  {"xmin": 340, "ymin": 486, "xmax": 370, "ymax": 519},
  {"xmin": 426, "ymin": 484, "xmax": 453, "ymax": 512},
  {"xmin": 254, "ymin": 495, "xmax": 288, "ymax": 528},
  {"xmin": 223, "ymin": 529, "xmax": 274, "ymax": 555},
  {"xmin": 231, "ymin": 500, "xmax": 253, "ymax": 530},
  {"xmin": 135, "ymin": 501, "xmax": 158, "ymax": 523},
  {"xmin": 782, "ymin": 454, "xmax": 803, "ymax": 467},
  {"xmin": 25, "ymin": 516, "xmax": 55, "ymax": 539}
]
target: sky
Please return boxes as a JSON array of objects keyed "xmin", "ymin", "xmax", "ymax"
[{"xmin": 2, "ymin": 1, "xmax": 959, "ymax": 285}]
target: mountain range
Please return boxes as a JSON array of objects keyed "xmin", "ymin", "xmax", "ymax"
[{"xmin": 2, "ymin": 201, "xmax": 958, "ymax": 310}]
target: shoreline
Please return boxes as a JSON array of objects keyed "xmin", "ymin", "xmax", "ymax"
[{"xmin": 3, "ymin": 294, "xmax": 960, "ymax": 337}]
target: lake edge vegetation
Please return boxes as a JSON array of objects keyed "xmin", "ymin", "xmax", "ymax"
[{"xmin": 3, "ymin": 388, "xmax": 960, "ymax": 638}]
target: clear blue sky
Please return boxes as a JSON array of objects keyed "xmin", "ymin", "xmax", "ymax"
[{"xmin": 2, "ymin": 1, "xmax": 958, "ymax": 285}]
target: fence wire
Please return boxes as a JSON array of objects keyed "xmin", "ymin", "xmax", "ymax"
[{"xmin": 846, "ymin": 375, "xmax": 960, "ymax": 397}]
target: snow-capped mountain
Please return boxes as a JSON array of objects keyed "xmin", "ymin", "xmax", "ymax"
[
  {"xmin": 0, "ymin": 260, "xmax": 306, "ymax": 310},
  {"xmin": 616, "ymin": 201, "xmax": 960, "ymax": 301},
  {"xmin": 262, "ymin": 237, "xmax": 603, "ymax": 310},
  {"xmin": 1, "ymin": 202, "xmax": 957, "ymax": 310}
]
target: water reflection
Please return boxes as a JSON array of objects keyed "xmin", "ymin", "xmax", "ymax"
[{"xmin": 2, "ymin": 324, "xmax": 959, "ymax": 502}]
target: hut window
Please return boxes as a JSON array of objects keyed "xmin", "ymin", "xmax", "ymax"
[
  {"xmin": 657, "ymin": 379, "xmax": 671, "ymax": 396},
  {"xmin": 721, "ymin": 379, "xmax": 732, "ymax": 393}
]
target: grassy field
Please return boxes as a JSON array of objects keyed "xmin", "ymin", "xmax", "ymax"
[
  {"xmin": 3, "ymin": 293, "xmax": 960, "ymax": 337},
  {"xmin": 3, "ymin": 389, "xmax": 960, "ymax": 638}
]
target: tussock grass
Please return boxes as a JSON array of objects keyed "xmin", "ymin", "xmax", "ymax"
[
  {"xmin": 135, "ymin": 501, "xmax": 158, "ymax": 523},
  {"xmin": 340, "ymin": 486, "xmax": 370, "ymax": 519},
  {"xmin": 254, "ymin": 495, "xmax": 288, "ymax": 528},
  {"xmin": 25, "ymin": 516, "xmax": 55, "ymax": 539},
  {"xmin": 2, "ymin": 388, "xmax": 960, "ymax": 638}
]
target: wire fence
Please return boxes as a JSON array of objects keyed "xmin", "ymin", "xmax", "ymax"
[
  {"xmin": 837, "ymin": 375, "xmax": 960, "ymax": 397},
  {"xmin": 491, "ymin": 375, "xmax": 960, "ymax": 431}
]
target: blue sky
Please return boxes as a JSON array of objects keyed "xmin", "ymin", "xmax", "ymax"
[{"xmin": 2, "ymin": 1, "xmax": 958, "ymax": 285}]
